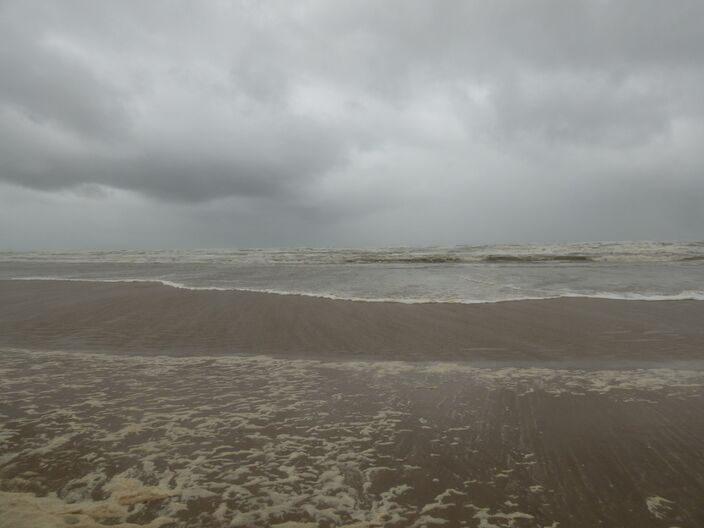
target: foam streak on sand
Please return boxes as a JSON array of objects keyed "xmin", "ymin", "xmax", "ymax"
[{"xmin": 2, "ymin": 349, "xmax": 704, "ymax": 527}]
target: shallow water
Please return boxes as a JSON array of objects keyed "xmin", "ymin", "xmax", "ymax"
[{"xmin": 2, "ymin": 348, "xmax": 704, "ymax": 527}]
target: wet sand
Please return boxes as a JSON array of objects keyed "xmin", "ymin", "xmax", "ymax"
[
  {"xmin": 1, "ymin": 279, "xmax": 704, "ymax": 361},
  {"xmin": 1, "ymin": 280, "xmax": 704, "ymax": 527}
]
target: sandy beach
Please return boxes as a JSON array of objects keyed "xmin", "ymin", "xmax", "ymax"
[{"xmin": 1, "ymin": 280, "xmax": 704, "ymax": 527}]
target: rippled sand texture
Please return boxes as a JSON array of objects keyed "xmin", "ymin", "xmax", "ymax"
[{"xmin": 2, "ymin": 349, "xmax": 704, "ymax": 527}]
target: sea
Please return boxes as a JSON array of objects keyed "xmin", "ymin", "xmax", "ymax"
[
  {"xmin": 1, "ymin": 240, "xmax": 703, "ymax": 303},
  {"xmin": 3, "ymin": 241, "xmax": 704, "ymax": 527}
]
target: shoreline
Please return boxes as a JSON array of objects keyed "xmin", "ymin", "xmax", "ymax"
[
  {"xmin": 2, "ymin": 279, "xmax": 703, "ymax": 361},
  {"xmin": 7, "ymin": 276, "xmax": 704, "ymax": 304}
]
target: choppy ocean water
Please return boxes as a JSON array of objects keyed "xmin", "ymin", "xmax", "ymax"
[{"xmin": 1, "ymin": 241, "xmax": 703, "ymax": 303}]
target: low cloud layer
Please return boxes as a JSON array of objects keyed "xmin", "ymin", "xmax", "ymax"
[{"xmin": 1, "ymin": 1, "xmax": 703, "ymax": 248}]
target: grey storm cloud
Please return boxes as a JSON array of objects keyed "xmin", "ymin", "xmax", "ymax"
[{"xmin": 1, "ymin": 0, "xmax": 704, "ymax": 247}]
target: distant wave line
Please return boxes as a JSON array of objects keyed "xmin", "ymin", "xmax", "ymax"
[{"xmin": 2, "ymin": 253, "xmax": 702, "ymax": 264}]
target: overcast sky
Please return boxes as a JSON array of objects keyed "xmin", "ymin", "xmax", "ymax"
[{"xmin": 1, "ymin": 0, "xmax": 703, "ymax": 249}]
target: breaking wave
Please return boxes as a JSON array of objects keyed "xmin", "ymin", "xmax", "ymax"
[
  {"xmin": 481, "ymin": 255, "xmax": 594, "ymax": 263},
  {"xmin": 344, "ymin": 254, "xmax": 462, "ymax": 264}
]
